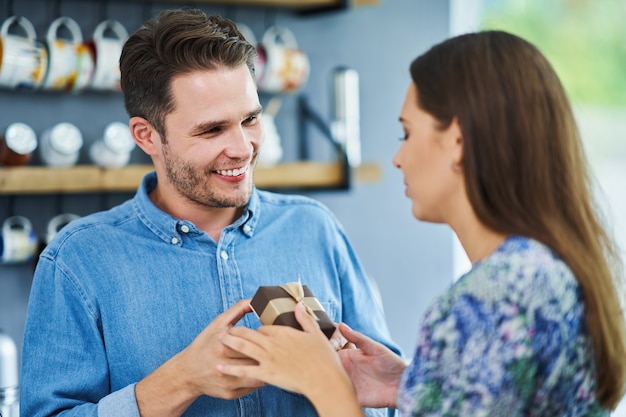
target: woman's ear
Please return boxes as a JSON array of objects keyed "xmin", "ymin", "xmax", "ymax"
[
  {"xmin": 449, "ymin": 117, "xmax": 463, "ymax": 171},
  {"xmin": 129, "ymin": 116, "xmax": 160, "ymax": 156}
]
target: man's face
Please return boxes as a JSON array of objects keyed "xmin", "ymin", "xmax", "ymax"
[{"xmin": 159, "ymin": 65, "xmax": 263, "ymax": 209}]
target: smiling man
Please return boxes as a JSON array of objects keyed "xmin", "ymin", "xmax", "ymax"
[{"xmin": 20, "ymin": 8, "xmax": 399, "ymax": 417}]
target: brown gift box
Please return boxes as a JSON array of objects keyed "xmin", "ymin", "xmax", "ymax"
[{"xmin": 250, "ymin": 282, "xmax": 347, "ymax": 348}]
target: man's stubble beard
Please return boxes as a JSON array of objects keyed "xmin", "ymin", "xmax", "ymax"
[{"xmin": 161, "ymin": 141, "xmax": 253, "ymax": 209}]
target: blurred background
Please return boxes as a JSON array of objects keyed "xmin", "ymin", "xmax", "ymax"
[{"xmin": 1, "ymin": 0, "xmax": 625, "ymax": 412}]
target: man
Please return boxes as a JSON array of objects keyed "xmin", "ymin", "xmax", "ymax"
[{"xmin": 21, "ymin": 9, "xmax": 399, "ymax": 417}]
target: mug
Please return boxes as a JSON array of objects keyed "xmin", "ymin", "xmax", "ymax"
[
  {"xmin": 0, "ymin": 122, "xmax": 37, "ymax": 166},
  {"xmin": 256, "ymin": 26, "xmax": 309, "ymax": 94},
  {"xmin": 43, "ymin": 17, "xmax": 84, "ymax": 91},
  {"xmin": 87, "ymin": 20, "xmax": 128, "ymax": 91},
  {"xmin": 0, "ymin": 216, "xmax": 38, "ymax": 264},
  {"xmin": 236, "ymin": 22, "xmax": 257, "ymax": 45},
  {"xmin": 71, "ymin": 40, "xmax": 95, "ymax": 93},
  {"xmin": 236, "ymin": 23, "xmax": 265, "ymax": 83},
  {"xmin": 0, "ymin": 16, "xmax": 48, "ymax": 90},
  {"xmin": 39, "ymin": 122, "xmax": 83, "ymax": 167},
  {"xmin": 89, "ymin": 121, "xmax": 135, "ymax": 167},
  {"xmin": 257, "ymin": 97, "xmax": 283, "ymax": 167},
  {"xmin": 46, "ymin": 213, "xmax": 80, "ymax": 244}
]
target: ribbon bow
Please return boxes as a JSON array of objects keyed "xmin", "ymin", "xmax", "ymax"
[{"xmin": 280, "ymin": 277, "xmax": 319, "ymax": 321}]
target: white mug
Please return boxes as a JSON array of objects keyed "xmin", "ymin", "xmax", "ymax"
[
  {"xmin": 89, "ymin": 122, "xmax": 135, "ymax": 167},
  {"xmin": 43, "ymin": 17, "xmax": 84, "ymax": 91},
  {"xmin": 0, "ymin": 16, "xmax": 48, "ymax": 90},
  {"xmin": 71, "ymin": 40, "xmax": 95, "ymax": 93},
  {"xmin": 0, "ymin": 216, "xmax": 38, "ymax": 264},
  {"xmin": 39, "ymin": 122, "xmax": 83, "ymax": 167},
  {"xmin": 46, "ymin": 213, "xmax": 80, "ymax": 244},
  {"xmin": 256, "ymin": 26, "xmax": 309, "ymax": 94},
  {"xmin": 88, "ymin": 20, "xmax": 128, "ymax": 91}
]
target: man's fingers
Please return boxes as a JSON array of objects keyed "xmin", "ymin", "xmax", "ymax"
[{"xmin": 215, "ymin": 299, "xmax": 253, "ymax": 328}]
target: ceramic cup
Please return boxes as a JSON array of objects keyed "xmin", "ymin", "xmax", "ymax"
[
  {"xmin": 256, "ymin": 26, "xmax": 309, "ymax": 94},
  {"xmin": 0, "ymin": 16, "xmax": 48, "ymax": 90},
  {"xmin": 236, "ymin": 23, "xmax": 265, "ymax": 83},
  {"xmin": 39, "ymin": 122, "xmax": 83, "ymax": 167},
  {"xmin": 0, "ymin": 122, "xmax": 37, "ymax": 166},
  {"xmin": 257, "ymin": 98, "xmax": 283, "ymax": 167},
  {"xmin": 42, "ymin": 16, "xmax": 84, "ymax": 91},
  {"xmin": 89, "ymin": 121, "xmax": 135, "ymax": 167},
  {"xmin": 0, "ymin": 216, "xmax": 38, "ymax": 264},
  {"xmin": 87, "ymin": 20, "xmax": 128, "ymax": 91},
  {"xmin": 46, "ymin": 213, "xmax": 80, "ymax": 244},
  {"xmin": 71, "ymin": 40, "xmax": 95, "ymax": 93}
]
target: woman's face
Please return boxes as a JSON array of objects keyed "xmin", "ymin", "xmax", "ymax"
[{"xmin": 392, "ymin": 83, "xmax": 463, "ymax": 223}]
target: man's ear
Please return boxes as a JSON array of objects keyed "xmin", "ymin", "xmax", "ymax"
[{"xmin": 129, "ymin": 116, "xmax": 160, "ymax": 156}]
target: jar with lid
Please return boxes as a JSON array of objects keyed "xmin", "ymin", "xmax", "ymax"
[
  {"xmin": 39, "ymin": 122, "xmax": 83, "ymax": 167},
  {"xmin": 89, "ymin": 121, "xmax": 135, "ymax": 168},
  {"xmin": 0, "ymin": 122, "xmax": 38, "ymax": 166},
  {"xmin": 0, "ymin": 330, "xmax": 19, "ymax": 417}
]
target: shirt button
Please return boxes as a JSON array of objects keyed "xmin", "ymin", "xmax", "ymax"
[
  {"xmin": 171, "ymin": 237, "xmax": 179, "ymax": 245},
  {"xmin": 243, "ymin": 224, "xmax": 251, "ymax": 233},
  {"xmin": 220, "ymin": 251, "xmax": 229, "ymax": 260},
  {"xmin": 180, "ymin": 225, "xmax": 190, "ymax": 233}
]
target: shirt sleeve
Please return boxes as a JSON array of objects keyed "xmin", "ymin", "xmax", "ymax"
[{"xmin": 21, "ymin": 255, "xmax": 141, "ymax": 417}]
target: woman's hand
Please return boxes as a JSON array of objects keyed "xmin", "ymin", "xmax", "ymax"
[
  {"xmin": 218, "ymin": 302, "xmax": 363, "ymax": 417},
  {"xmin": 337, "ymin": 323, "xmax": 407, "ymax": 409}
]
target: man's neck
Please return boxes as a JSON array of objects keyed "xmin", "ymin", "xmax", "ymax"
[{"xmin": 149, "ymin": 185, "xmax": 243, "ymax": 242}]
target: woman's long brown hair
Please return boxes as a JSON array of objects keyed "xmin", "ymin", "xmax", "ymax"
[{"xmin": 410, "ymin": 30, "xmax": 626, "ymax": 408}]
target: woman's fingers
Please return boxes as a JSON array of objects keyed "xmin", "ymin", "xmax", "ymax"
[
  {"xmin": 221, "ymin": 326, "xmax": 267, "ymax": 362},
  {"xmin": 294, "ymin": 301, "xmax": 324, "ymax": 334}
]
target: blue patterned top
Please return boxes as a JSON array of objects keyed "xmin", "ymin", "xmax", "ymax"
[{"xmin": 398, "ymin": 236, "xmax": 606, "ymax": 416}]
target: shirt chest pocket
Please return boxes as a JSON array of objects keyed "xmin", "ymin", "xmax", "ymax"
[{"xmin": 318, "ymin": 300, "xmax": 340, "ymax": 325}]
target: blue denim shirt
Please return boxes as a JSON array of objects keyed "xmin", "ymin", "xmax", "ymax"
[{"xmin": 22, "ymin": 172, "xmax": 400, "ymax": 417}]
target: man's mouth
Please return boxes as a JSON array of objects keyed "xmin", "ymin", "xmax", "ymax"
[{"xmin": 215, "ymin": 165, "xmax": 249, "ymax": 177}]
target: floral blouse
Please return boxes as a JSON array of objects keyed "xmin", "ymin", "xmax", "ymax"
[{"xmin": 398, "ymin": 236, "xmax": 606, "ymax": 417}]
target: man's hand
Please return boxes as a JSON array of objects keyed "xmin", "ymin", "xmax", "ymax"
[{"xmin": 136, "ymin": 299, "xmax": 264, "ymax": 417}]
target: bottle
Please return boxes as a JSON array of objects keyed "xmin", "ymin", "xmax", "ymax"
[{"xmin": 0, "ymin": 330, "xmax": 19, "ymax": 417}]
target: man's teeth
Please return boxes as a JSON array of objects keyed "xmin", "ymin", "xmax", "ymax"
[{"xmin": 216, "ymin": 166, "xmax": 248, "ymax": 176}]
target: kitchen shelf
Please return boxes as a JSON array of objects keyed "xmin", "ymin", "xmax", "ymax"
[
  {"xmin": 143, "ymin": 0, "xmax": 379, "ymax": 9},
  {"xmin": 0, "ymin": 162, "xmax": 381, "ymax": 194}
]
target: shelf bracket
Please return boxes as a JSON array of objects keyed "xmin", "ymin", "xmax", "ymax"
[{"xmin": 298, "ymin": 94, "xmax": 351, "ymax": 191}]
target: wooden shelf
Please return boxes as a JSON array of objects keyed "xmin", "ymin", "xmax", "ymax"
[
  {"xmin": 145, "ymin": 0, "xmax": 379, "ymax": 8},
  {"xmin": 0, "ymin": 162, "xmax": 381, "ymax": 194}
]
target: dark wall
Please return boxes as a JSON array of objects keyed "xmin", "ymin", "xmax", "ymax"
[{"xmin": 0, "ymin": 0, "xmax": 453, "ymax": 370}]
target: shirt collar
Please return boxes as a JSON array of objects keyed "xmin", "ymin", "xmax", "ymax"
[{"xmin": 132, "ymin": 171, "xmax": 259, "ymax": 242}]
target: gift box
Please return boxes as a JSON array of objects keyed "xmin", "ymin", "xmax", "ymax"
[{"xmin": 250, "ymin": 282, "xmax": 347, "ymax": 348}]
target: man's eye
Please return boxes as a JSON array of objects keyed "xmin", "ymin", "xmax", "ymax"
[
  {"xmin": 206, "ymin": 127, "xmax": 222, "ymax": 135},
  {"xmin": 245, "ymin": 115, "xmax": 258, "ymax": 124}
]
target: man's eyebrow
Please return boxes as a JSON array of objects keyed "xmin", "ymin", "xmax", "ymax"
[
  {"xmin": 189, "ymin": 120, "xmax": 226, "ymax": 136},
  {"xmin": 249, "ymin": 106, "xmax": 263, "ymax": 118},
  {"xmin": 189, "ymin": 107, "xmax": 264, "ymax": 136}
]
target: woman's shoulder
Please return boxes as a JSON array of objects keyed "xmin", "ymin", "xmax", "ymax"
[{"xmin": 458, "ymin": 235, "xmax": 579, "ymax": 301}]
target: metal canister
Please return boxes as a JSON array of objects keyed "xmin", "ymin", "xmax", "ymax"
[
  {"xmin": 331, "ymin": 67, "xmax": 361, "ymax": 167},
  {"xmin": 0, "ymin": 330, "xmax": 19, "ymax": 417}
]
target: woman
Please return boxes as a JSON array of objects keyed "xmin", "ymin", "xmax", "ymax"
[{"xmin": 218, "ymin": 30, "xmax": 626, "ymax": 416}]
